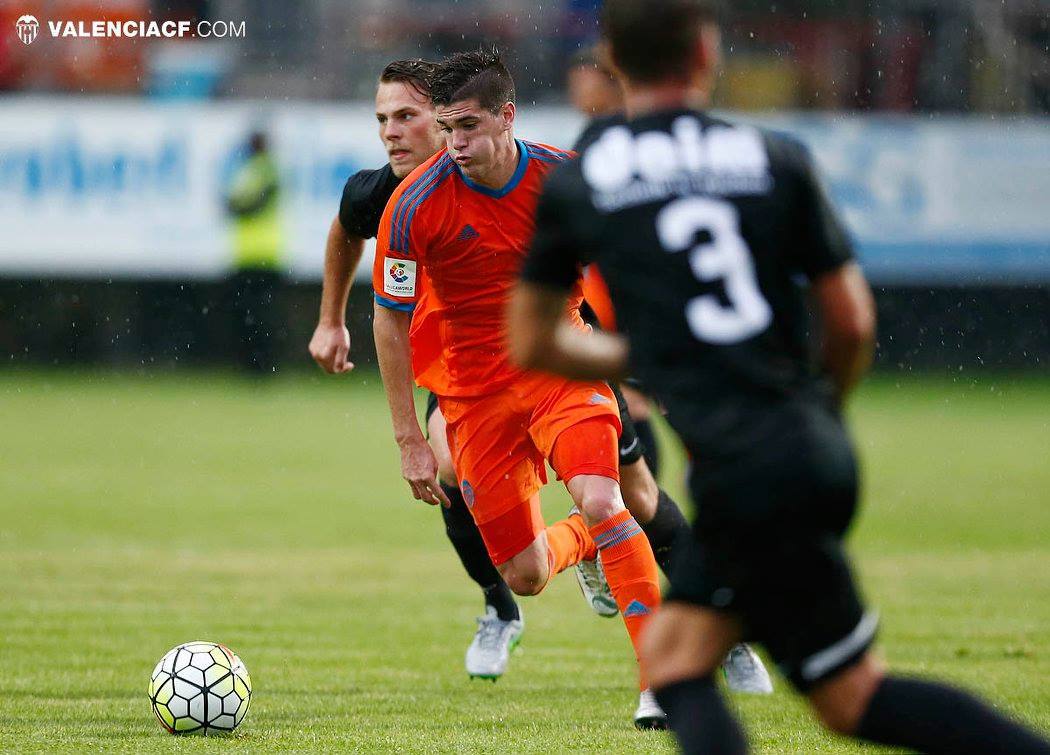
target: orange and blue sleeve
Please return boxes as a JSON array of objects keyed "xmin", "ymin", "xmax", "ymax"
[{"xmin": 372, "ymin": 190, "xmax": 419, "ymax": 312}]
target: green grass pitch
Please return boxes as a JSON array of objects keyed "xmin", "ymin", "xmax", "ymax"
[{"xmin": 1, "ymin": 370, "xmax": 1047, "ymax": 753}]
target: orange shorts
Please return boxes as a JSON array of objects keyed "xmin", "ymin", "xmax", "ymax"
[{"xmin": 439, "ymin": 372, "xmax": 622, "ymax": 565}]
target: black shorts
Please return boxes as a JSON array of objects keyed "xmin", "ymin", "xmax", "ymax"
[
  {"xmin": 425, "ymin": 390, "xmax": 441, "ymax": 430},
  {"xmin": 426, "ymin": 387, "xmax": 646, "ymax": 465},
  {"xmin": 612, "ymin": 383, "xmax": 645, "ymax": 466},
  {"xmin": 666, "ymin": 404, "xmax": 876, "ymax": 692}
]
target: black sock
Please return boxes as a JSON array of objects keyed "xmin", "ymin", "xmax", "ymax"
[
  {"xmin": 440, "ymin": 483, "xmax": 520, "ymax": 621},
  {"xmin": 857, "ymin": 676, "xmax": 1050, "ymax": 754},
  {"xmin": 634, "ymin": 417, "xmax": 661, "ymax": 479},
  {"xmin": 654, "ymin": 676, "xmax": 748, "ymax": 755},
  {"xmin": 481, "ymin": 582, "xmax": 519, "ymax": 622},
  {"xmin": 639, "ymin": 488, "xmax": 691, "ymax": 577}
]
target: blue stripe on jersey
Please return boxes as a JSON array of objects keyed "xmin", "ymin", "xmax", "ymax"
[
  {"xmin": 529, "ymin": 153, "xmax": 567, "ymax": 164},
  {"xmin": 524, "ymin": 142, "xmax": 571, "ymax": 162},
  {"xmin": 391, "ymin": 155, "xmax": 453, "ymax": 253},
  {"xmin": 373, "ymin": 293, "xmax": 416, "ymax": 312},
  {"xmin": 391, "ymin": 154, "xmax": 450, "ymax": 251},
  {"xmin": 390, "ymin": 154, "xmax": 455, "ymax": 254},
  {"xmin": 398, "ymin": 159, "xmax": 456, "ymax": 253}
]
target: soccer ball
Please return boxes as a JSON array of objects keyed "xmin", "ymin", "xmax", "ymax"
[{"xmin": 148, "ymin": 641, "xmax": 252, "ymax": 734}]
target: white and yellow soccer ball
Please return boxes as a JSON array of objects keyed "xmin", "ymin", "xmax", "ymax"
[{"xmin": 148, "ymin": 641, "xmax": 251, "ymax": 734}]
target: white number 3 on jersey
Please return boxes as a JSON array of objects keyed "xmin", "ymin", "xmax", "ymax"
[{"xmin": 657, "ymin": 197, "xmax": 773, "ymax": 345}]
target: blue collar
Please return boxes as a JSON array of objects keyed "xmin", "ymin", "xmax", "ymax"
[{"xmin": 455, "ymin": 139, "xmax": 529, "ymax": 199}]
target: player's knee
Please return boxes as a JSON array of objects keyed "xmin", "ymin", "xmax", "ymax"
[
  {"xmin": 640, "ymin": 610, "xmax": 701, "ymax": 688},
  {"xmin": 498, "ymin": 550, "xmax": 549, "ymax": 596},
  {"xmin": 813, "ymin": 699, "xmax": 862, "ymax": 736},
  {"xmin": 808, "ymin": 654, "xmax": 885, "ymax": 736},
  {"xmin": 502, "ymin": 569, "xmax": 546, "ymax": 596},
  {"xmin": 573, "ymin": 477, "xmax": 625, "ymax": 524},
  {"xmin": 619, "ymin": 461, "xmax": 659, "ymax": 523},
  {"xmin": 640, "ymin": 611, "xmax": 678, "ymax": 667}
]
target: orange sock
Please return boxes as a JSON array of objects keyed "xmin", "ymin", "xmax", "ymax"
[
  {"xmin": 545, "ymin": 513, "xmax": 597, "ymax": 575},
  {"xmin": 589, "ymin": 510, "xmax": 662, "ymax": 689}
]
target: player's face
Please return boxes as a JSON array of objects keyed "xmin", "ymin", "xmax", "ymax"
[
  {"xmin": 435, "ymin": 99, "xmax": 515, "ymax": 182},
  {"xmin": 375, "ymin": 81, "xmax": 444, "ymax": 179},
  {"xmin": 567, "ymin": 66, "xmax": 623, "ymax": 118}
]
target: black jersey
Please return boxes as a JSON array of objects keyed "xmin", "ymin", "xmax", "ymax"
[
  {"xmin": 572, "ymin": 112, "xmax": 626, "ymax": 154},
  {"xmin": 523, "ymin": 108, "xmax": 854, "ymax": 460},
  {"xmin": 338, "ymin": 163, "xmax": 401, "ymax": 239}
]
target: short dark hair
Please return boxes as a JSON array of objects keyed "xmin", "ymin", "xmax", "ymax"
[
  {"xmin": 379, "ymin": 59, "xmax": 438, "ymax": 98},
  {"xmin": 601, "ymin": 0, "xmax": 722, "ymax": 84},
  {"xmin": 430, "ymin": 49, "xmax": 515, "ymax": 113},
  {"xmin": 569, "ymin": 45, "xmax": 616, "ymax": 81}
]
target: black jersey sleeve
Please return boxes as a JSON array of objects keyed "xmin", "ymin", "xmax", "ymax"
[
  {"xmin": 521, "ymin": 164, "xmax": 592, "ymax": 290},
  {"xmin": 338, "ymin": 166, "xmax": 396, "ymax": 239},
  {"xmin": 777, "ymin": 137, "xmax": 855, "ymax": 279}
]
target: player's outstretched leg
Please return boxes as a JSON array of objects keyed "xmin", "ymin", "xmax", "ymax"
[
  {"xmin": 429, "ymin": 405, "xmax": 522, "ymax": 680},
  {"xmin": 644, "ymin": 602, "xmax": 749, "ymax": 753},
  {"xmin": 553, "ymin": 417, "xmax": 664, "ymax": 727},
  {"xmin": 810, "ymin": 654, "xmax": 1050, "ymax": 755}
]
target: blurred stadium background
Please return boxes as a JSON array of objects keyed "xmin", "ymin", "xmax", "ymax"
[
  {"xmin": 1, "ymin": 1, "xmax": 1048, "ymax": 751},
  {"xmin": 1, "ymin": 0, "xmax": 1048, "ymax": 369}
]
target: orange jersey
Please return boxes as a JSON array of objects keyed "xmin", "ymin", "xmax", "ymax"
[{"xmin": 373, "ymin": 140, "xmax": 585, "ymax": 397}]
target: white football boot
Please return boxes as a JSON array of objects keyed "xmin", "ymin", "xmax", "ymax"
[
  {"xmin": 465, "ymin": 606, "xmax": 524, "ymax": 681},
  {"xmin": 722, "ymin": 643, "xmax": 774, "ymax": 694},
  {"xmin": 634, "ymin": 688, "xmax": 668, "ymax": 730},
  {"xmin": 569, "ymin": 507, "xmax": 619, "ymax": 617}
]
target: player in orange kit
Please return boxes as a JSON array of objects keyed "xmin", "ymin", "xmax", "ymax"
[{"xmin": 372, "ymin": 49, "xmax": 665, "ymax": 727}]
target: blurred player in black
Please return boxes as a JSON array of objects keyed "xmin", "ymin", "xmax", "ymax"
[
  {"xmin": 568, "ymin": 45, "xmax": 772, "ymax": 693},
  {"xmin": 510, "ymin": 0, "xmax": 1050, "ymax": 752}
]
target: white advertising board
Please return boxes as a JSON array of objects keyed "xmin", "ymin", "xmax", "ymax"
[{"xmin": 0, "ymin": 97, "xmax": 1047, "ymax": 283}]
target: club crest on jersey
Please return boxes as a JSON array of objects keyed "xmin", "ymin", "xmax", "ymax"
[{"xmin": 383, "ymin": 257, "xmax": 416, "ymax": 297}]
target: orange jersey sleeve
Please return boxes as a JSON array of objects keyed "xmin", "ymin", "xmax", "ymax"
[
  {"xmin": 372, "ymin": 151, "xmax": 457, "ymax": 312},
  {"xmin": 581, "ymin": 265, "xmax": 617, "ymax": 331}
]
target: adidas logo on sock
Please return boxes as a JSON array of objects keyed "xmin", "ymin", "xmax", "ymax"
[
  {"xmin": 457, "ymin": 224, "xmax": 480, "ymax": 241},
  {"xmin": 623, "ymin": 600, "xmax": 651, "ymax": 617}
]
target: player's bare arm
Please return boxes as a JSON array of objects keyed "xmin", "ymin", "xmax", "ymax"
[
  {"xmin": 811, "ymin": 262, "xmax": 876, "ymax": 403},
  {"xmin": 373, "ymin": 302, "xmax": 451, "ymax": 509},
  {"xmin": 309, "ymin": 215, "xmax": 364, "ymax": 373},
  {"xmin": 508, "ymin": 283, "xmax": 629, "ymax": 381}
]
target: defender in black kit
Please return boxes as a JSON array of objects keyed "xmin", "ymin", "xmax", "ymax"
[{"xmin": 509, "ymin": 1, "xmax": 1050, "ymax": 752}]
